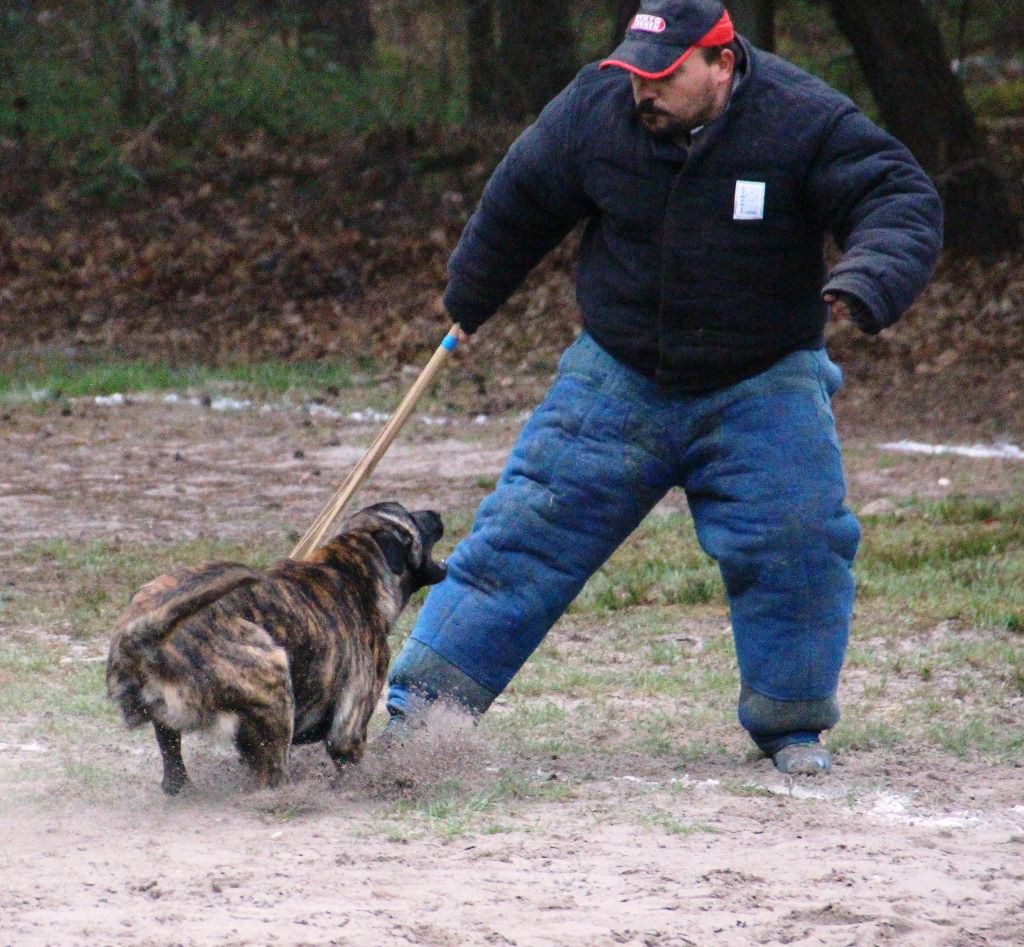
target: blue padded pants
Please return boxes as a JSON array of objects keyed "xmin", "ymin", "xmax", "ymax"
[{"xmin": 388, "ymin": 333, "xmax": 860, "ymax": 753}]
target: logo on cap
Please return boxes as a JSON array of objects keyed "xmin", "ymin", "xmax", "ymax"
[{"xmin": 631, "ymin": 14, "xmax": 667, "ymax": 33}]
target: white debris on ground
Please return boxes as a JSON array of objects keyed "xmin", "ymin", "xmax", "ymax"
[
  {"xmin": 879, "ymin": 440, "xmax": 1024, "ymax": 460},
  {"xmin": 753, "ymin": 780, "xmax": 847, "ymax": 801},
  {"xmin": 0, "ymin": 741, "xmax": 49, "ymax": 754},
  {"xmin": 79, "ymin": 391, "xmax": 494, "ymax": 427},
  {"xmin": 738, "ymin": 782, "xmax": 1001, "ymax": 830},
  {"xmin": 67, "ymin": 392, "xmax": 1024, "ymax": 462},
  {"xmin": 347, "ymin": 408, "xmax": 391, "ymax": 424},
  {"xmin": 210, "ymin": 396, "xmax": 252, "ymax": 412},
  {"xmin": 306, "ymin": 403, "xmax": 343, "ymax": 420},
  {"xmin": 867, "ymin": 791, "xmax": 985, "ymax": 829}
]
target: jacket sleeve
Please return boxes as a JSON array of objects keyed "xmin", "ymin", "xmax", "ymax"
[
  {"xmin": 443, "ymin": 80, "xmax": 593, "ymax": 333},
  {"xmin": 807, "ymin": 104, "xmax": 944, "ymax": 332}
]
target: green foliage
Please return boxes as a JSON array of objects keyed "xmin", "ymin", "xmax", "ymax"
[
  {"xmin": 0, "ymin": 6, "xmax": 466, "ymax": 176},
  {"xmin": 969, "ymin": 78, "xmax": 1024, "ymax": 118},
  {"xmin": 2, "ymin": 0, "xmax": 1020, "ymax": 203},
  {"xmin": 774, "ymin": 0, "xmax": 878, "ymax": 115},
  {"xmin": 0, "ymin": 6, "xmax": 469, "ymax": 204},
  {"xmin": 174, "ymin": 35, "xmax": 430, "ymax": 138}
]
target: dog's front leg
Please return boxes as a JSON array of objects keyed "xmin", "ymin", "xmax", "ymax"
[{"xmin": 153, "ymin": 721, "xmax": 191, "ymax": 796}]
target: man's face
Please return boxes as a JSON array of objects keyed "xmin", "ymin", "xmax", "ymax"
[{"xmin": 630, "ymin": 49, "xmax": 735, "ymax": 140}]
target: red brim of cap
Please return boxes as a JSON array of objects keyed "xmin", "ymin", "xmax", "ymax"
[{"xmin": 599, "ymin": 10, "xmax": 735, "ymax": 80}]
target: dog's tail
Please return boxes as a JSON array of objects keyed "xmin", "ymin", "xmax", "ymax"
[{"xmin": 120, "ymin": 566, "xmax": 262, "ymax": 658}]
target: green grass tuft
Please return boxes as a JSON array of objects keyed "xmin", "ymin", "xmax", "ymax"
[
  {"xmin": 570, "ymin": 512, "xmax": 724, "ymax": 614},
  {"xmin": 8, "ymin": 536, "xmax": 281, "ymax": 641},
  {"xmin": 0, "ymin": 356, "xmax": 359, "ymax": 402},
  {"xmin": 855, "ymin": 495, "xmax": 1024, "ymax": 631}
]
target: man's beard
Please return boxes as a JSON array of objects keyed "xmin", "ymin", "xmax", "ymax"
[
  {"xmin": 636, "ymin": 105, "xmax": 692, "ymax": 141},
  {"xmin": 635, "ymin": 85, "xmax": 719, "ymax": 141}
]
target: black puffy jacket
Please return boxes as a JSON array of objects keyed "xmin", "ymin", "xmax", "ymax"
[{"xmin": 444, "ymin": 39, "xmax": 944, "ymax": 393}]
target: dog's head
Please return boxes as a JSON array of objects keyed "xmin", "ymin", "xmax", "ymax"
[{"xmin": 340, "ymin": 502, "xmax": 447, "ymax": 595}]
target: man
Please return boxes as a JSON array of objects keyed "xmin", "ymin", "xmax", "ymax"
[{"xmin": 385, "ymin": 0, "xmax": 943, "ymax": 774}]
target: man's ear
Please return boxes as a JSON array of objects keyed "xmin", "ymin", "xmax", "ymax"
[
  {"xmin": 717, "ymin": 47, "xmax": 735, "ymax": 79},
  {"xmin": 373, "ymin": 530, "xmax": 407, "ymax": 576}
]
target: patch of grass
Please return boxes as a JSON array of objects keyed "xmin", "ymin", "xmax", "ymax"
[
  {"xmin": 827, "ymin": 719, "xmax": 904, "ymax": 754},
  {"xmin": 639, "ymin": 808, "xmax": 717, "ymax": 836},
  {"xmin": 0, "ymin": 641, "xmax": 56, "ymax": 716},
  {"xmin": 256, "ymin": 799, "xmax": 324, "ymax": 823},
  {"xmin": 0, "ymin": 640, "xmax": 113, "ymax": 731},
  {"xmin": 490, "ymin": 769, "xmax": 577, "ymax": 804},
  {"xmin": 626, "ymin": 663, "xmax": 736, "ymax": 700},
  {"xmin": 856, "ymin": 495, "xmax": 1024, "ymax": 631},
  {"xmin": 377, "ymin": 753, "xmax": 578, "ymax": 845},
  {"xmin": 634, "ymin": 708, "xmax": 730, "ymax": 759},
  {"xmin": 480, "ymin": 821, "xmax": 518, "ymax": 836},
  {"xmin": 722, "ymin": 781, "xmax": 777, "ymax": 799},
  {"xmin": 505, "ymin": 650, "xmax": 617, "ymax": 700},
  {"xmin": 0, "ymin": 765, "xmax": 51, "ymax": 786},
  {"xmin": 838, "ymin": 620, "xmax": 1024, "ymax": 762},
  {"xmin": 483, "ymin": 700, "xmax": 581, "ymax": 756},
  {"xmin": 62, "ymin": 760, "xmax": 117, "ymax": 792},
  {"xmin": 383, "ymin": 773, "xmax": 572, "ymax": 842},
  {"xmin": 570, "ymin": 512, "xmax": 724, "ymax": 615},
  {"xmin": 924, "ymin": 713, "xmax": 1024, "ymax": 759},
  {"xmin": 8, "ymin": 536, "xmax": 281, "ymax": 641},
  {"xmin": 0, "ymin": 355, "xmax": 360, "ymax": 403}
]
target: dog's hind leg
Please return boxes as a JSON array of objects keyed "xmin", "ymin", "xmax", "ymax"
[
  {"xmin": 236, "ymin": 708, "xmax": 292, "ymax": 789},
  {"xmin": 153, "ymin": 721, "xmax": 191, "ymax": 796},
  {"xmin": 228, "ymin": 620, "xmax": 294, "ymax": 789},
  {"xmin": 206, "ymin": 619, "xmax": 294, "ymax": 789},
  {"xmin": 325, "ymin": 683, "xmax": 381, "ymax": 768}
]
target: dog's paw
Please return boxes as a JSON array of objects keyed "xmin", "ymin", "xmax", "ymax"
[
  {"xmin": 161, "ymin": 775, "xmax": 195, "ymax": 798},
  {"xmin": 250, "ymin": 769, "xmax": 290, "ymax": 792}
]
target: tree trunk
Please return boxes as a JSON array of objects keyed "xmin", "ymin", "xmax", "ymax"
[
  {"xmin": 609, "ymin": 0, "xmax": 636, "ymax": 51},
  {"xmin": 465, "ymin": 0, "xmax": 499, "ymax": 119},
  {"xmin": 828, "ymin": 0, "xmax": 1020, "ymax": 253},
  {"xmin": 729, "ymin": 0, "xmax": 775, "ymax": 52},
  {"xmin": 309, "ymin": 0, "xmax": 375, "ymax": 72},
  {"xmin": 497, "ymin": 0, "xmax": 577, "ymax": 120}
]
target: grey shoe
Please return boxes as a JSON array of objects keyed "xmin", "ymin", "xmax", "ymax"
[
  {"xmin": 772, "ymin": 743, "xmax": 833, "ymax": 776},
  {"xmin": 371, "ymin": 710, "xmax": 427, "ymax": 752}
]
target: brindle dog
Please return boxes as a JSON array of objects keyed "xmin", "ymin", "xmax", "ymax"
[{"xmin": 106, "ymin": 502, "xmax": 445, "ymax": 795}]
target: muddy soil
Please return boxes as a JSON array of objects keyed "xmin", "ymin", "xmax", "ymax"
[{"xmin": 1, "ymin": 395, "xmax": 1023, "ymax": 946}]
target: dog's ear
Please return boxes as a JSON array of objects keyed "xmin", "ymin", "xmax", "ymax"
[{"xmin": 373, "ymin": 529, "xmax": 409, "ymax": 576}]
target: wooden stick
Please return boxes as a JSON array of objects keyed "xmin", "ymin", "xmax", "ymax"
[{"xmin": 289, "ymin": 325, "xmax": 461, "ymax": 561}]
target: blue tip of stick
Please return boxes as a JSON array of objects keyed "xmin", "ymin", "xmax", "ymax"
[{"xmin": 440, "ymin": 333, "xmax": 459, "ymax": 352}]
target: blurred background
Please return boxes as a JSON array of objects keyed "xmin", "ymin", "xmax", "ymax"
[{"xmin": 1, "ymin": 1, "xmax": 1022, "ymax": 430}]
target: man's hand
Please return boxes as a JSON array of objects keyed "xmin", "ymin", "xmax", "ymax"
[{"xmin": 823, "ymin": 292, "xmax": 882, "ymax": 335}]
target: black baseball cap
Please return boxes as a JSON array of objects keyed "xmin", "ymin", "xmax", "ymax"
[{"xmin": 601, "ymin": 1, "xmax": 735, "ymax": 79}]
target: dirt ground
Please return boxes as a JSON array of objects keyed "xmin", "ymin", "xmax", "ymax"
[{"xmin": 2, "ymin": 392, "xmax": 1023, "ymax": 946}]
